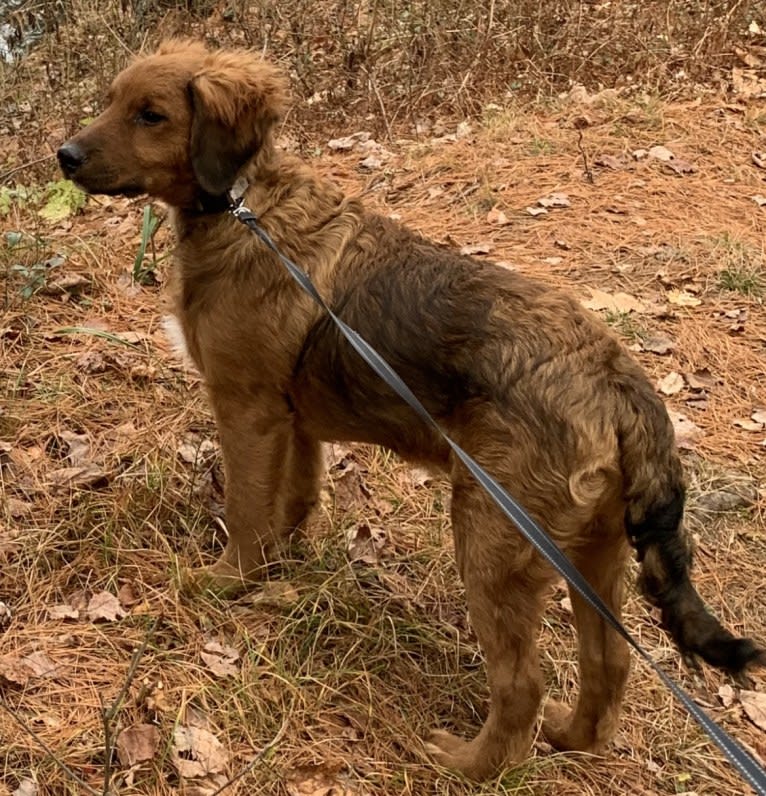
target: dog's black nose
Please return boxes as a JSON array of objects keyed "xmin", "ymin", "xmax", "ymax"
[{"xmin": 57, "ymin": 142, "xmax": 86, "ymax": 176}]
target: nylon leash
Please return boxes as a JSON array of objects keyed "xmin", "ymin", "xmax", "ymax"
[{"xmin": 227, "ymin": 194, "xmax": 766, "ymax": 794}]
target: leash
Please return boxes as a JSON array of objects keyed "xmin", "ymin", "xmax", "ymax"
[{"xmin": 226, "ymin": 188, "xmax": 766, "ymax": 794}]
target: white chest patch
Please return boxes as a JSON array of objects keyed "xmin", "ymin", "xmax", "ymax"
[{"xmin": 162, "ymin": 314, "xmax": 193, "ymax": 363}]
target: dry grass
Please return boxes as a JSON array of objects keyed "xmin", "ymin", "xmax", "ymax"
[{"xmin": 2, "ymin": 7, "xmax": 766, "ymax": 796}]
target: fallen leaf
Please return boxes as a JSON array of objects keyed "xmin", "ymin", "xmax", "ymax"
[
  {"xmin": 663, "ymin": 158, "xmax": 697, "ymax": 175},
  {"xmin": 346, "ymin": 523, "xmax": 388, "ymax": 565},
  {"xmin": 657, "ymin": 372, "xmax": 684, "ymax": 396},
  {"xmin": 117, "ymin": 582, "xmax": 142, "ymax": 608},
  {"xmin": 12, "ymin": 779, "xmax": 37, "ymax": 796},
  {"xmin": 407, "ymin": 467, "xmax": 434, "ymax": 487},
  {"xmin": 87, "ymin": 591, "xmax": 126, "ymax": 622},
  {"xmin": 741, "ymin": 690, "xmax": 766, "ymax": 732},
  {"xmin": 595, "ymin": 154, "xmax": 628, "ymax": 170},
  {"xmin": 358, "ymin": 155, "xmax": 382, "ymax": 171},
  {"xmin": 117, "ymin": 723, "xmax": 161, "ymax": 766},
  {"xmin": 46, "ymin": 463, "xmax": 107, "ymax": 490},
  {"xmin": 6, "ymin": 498, "xmax": 32, "ymax": 518},
  {"xmin": 753, "ymin": 151, "xmax": 766, "ymax": 169},
  {"xmin": 327, "ymin": 136, "xmax": 357, "ymax": 151},
  {"xmin": 537, "ymin": 192, "xmax": 571, "ymax": 208},
  {"xmin": 718, "ymin": 684, "xmax": 736, "ymax": 708},
  {"xmin": 286, "ymin": 766, "xmax": 357, "ymax": 796},
  {"xmin": 200, "ymin": 641, "xmax": 240, "ymax": 679},
  {"xmin": 641, "ymin": 334, "xmax": 676, "ymax": 355},
  {"xmin": 648, "ymin": 145, "xmax": 675, "ymax": 162},
  {"xmin": 582, "ymin": 288, "xmax": 645, "ymax": 313},
  {"xmin": 460, "ymin": 241, "xmax": 493, "ymax": 256},
  {"xmin": 251, "ymin": 580, "xmax": 300, "ymax": 608},
  {"xmin": 667, "ymin": 289, "xmax": 702, "ymax": 307},
  {"xmin": 0, "ymin": 602, "xmax": 11, "ymax": 626},
  {"xmin": 0, "ymin": 654, "xmax": 30, "ymax": 686},
  {"xmin": 525, "ymin": 206, "xmax": 548, "ymax": 217},
  {"xmin": 734, "ymin": 418, "xmax": 764, "ymax": 432},
  {"xmin": 733, "ymin": 68, "xmax": 766, "ymax": 99},
  {"xmin": 48, "ymin": 604, "xmax": 79, "ymax": 621},
  {"xmin": 667, "ymin": 410, "xmax": 702, "ymax": 450},
  {"xmin": 752, "ymin": 409, "xmax": 766, "ymax": 425},
  {"xmin": 685, "ymin": 368, "xmax": 716, "ymax": 391},
  {"xmin": 59, "ymin": 430, "xmax": 91, "ymax": 467},
  {"xmin": 21, "ymin": 651, "xmax": 57, "ymax": 679},
  {"xmin": 486, "ymin": 207, "xmax": 510, "ymax": 226},
  {"xmin": 171, "ymin": 725, "xmax": 228, "ymax": 779},
  {"xmin": 752, "ymin": 195, "xmax": 766, "ymax": 207},
  {"xmin": 329, "ymin": 458, "xmax": 371, "ymax": 513}
]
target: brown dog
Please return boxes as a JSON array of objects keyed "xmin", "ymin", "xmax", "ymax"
[{"xmin": 58, "ymin": 40, "xmax": 763, "ymax": 780}]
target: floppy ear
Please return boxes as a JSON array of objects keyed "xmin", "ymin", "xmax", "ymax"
[{"xmin": 188, "ymin": 52, "xmax": 288, "ymax": 196}]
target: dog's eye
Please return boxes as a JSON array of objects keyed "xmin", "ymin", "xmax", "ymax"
[{"xmin": 137, "ymin": 109, "xmax": 166, "ymax": 126}]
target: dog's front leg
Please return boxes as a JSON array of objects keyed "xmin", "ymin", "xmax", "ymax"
[{"xmin": 196, "ymin": 390, "xmax": 293, "ymax": 593}]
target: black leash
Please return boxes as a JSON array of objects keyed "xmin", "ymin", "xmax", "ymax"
[{"xmin": 227, "ymin": 192, "xmax": 766, "ymax": 794}]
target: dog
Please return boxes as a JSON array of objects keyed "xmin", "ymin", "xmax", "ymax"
[{"xmin": 57, "ymin": 39, "xmax": 764, "ymax": 780}]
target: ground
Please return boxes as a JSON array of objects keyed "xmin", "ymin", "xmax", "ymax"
[{"xmin": 1, "ymin": 40, "xmax": 766, "ymax": 796}]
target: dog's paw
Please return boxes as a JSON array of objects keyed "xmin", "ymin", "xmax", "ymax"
[
  {"xmin": 425, "ymin": 729, "xmax": 495, "ymax": 781},
  {"xmin": 540, "ymin": 698, "xmax": 572, "ymax": 749}
]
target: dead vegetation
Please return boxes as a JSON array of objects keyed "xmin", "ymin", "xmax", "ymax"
[{"xmin": 2, "ymin": 2, "xmax": 766, "ymax": 795}]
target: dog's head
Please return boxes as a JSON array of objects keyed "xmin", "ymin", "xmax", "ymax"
[{"xmin": 57, "ymin": 39, "xmax": 288, "ymax": 209}]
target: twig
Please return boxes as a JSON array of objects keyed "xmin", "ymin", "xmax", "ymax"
[
  {"xmin": 0, "ymin": 699, "xmax": 100, "ymax": 796},
  {"xmin": 0, "ymin": 154, "xmax": 56, "ymax": 184},
  {"xmin": 577, "ymin": 128, "xmax": 594, "ymax": 184},
  {"xmin": 208, "ymin": 713, "xmax": 291, "ymax": 795},
  {"xmin": 101, "ymin": 614, "xmax": 161, "ymax": 795}
]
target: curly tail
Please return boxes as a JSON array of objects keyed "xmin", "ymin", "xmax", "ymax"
[{"xmin": 617, "ymin": 369, "xmax": 765, "ymax": 676}]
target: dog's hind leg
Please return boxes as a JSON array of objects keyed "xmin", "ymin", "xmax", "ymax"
[
  {"xmin": 542, "ymin": 525, "xmax": 631, "ymax": 753},
  {"xmin": 427, "ymin": 481, "xmax": 551, "ymax": 780}
]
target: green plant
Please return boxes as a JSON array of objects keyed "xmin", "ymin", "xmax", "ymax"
[{"xmin": 132, "ymin": 204, "xmax": 164, "ymax": 285}]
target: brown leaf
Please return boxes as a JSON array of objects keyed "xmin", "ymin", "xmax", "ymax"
[
  {"xmin": 753, "ymin": 151, "xmax": 766, "ymax": 169},
  {"xmin": 46, "ymin": 463, "xmax": 107, "ymax": 490},
  {"xmin": 582, "ymin": 288, "xmax": 645, "ymax": 314},
  {"xmin": 641, "ymin": 334, "xmax": 676, "ymax": 355},
  {"xmin": 667, "ymin": 410, "xmax": 703, "ymax": 450},
  {"xmin": 87, "ymin": 591, "xmax": 126, "ymax": 622},
  {"xmin": 47, "ymin": 604, "xmax": 80, "ymax": 621},
  {"xmin": 657, "ymin": 372, "xmax": 684, "ymax": 396},
  {"xmin": 171, "ymin": 726, "xmax": 228, "ymax": 779},
  {"xmin": 595, "ymin": 154, "xmax": 628, "ymax": 170},
  {"xmin": 346, "ymin": 522, "xmax": 388, "ymax": 565},
  {"xmin": 734, "ymin": 418, "xmax": 764, "ymax": 433},
  {"xmin": 59, "ymin": 430, "xmax": 91, "ymax": 466},
  {"xmin": 459, "ymin": 241, "xmax": 493, "ymax": 256},
  {"xmin": 667, "ymin": 289, "xmax": 702, "ymax": 307},
  {"xmin": 537, "ymin": 192, "xmax": 571, "ymax": 208},
  {"xmin": 286, "ymin": 766, "xmax": 358, "ymax": 796},
  {"xmin": 741, "ymin": 690, "xmax": 766, "ymax": 732},
  {"xmin": 751, "ymin": 408, "xmax": 766, "ymax": 426},
  {"xmin": 200, "ymin": 641, "xmax": 240, "ymax": 679},
  {"xmin": 251, "ymin": 580, "xmax": 300, "ymax": 608},
  {"xmin": 329, "ymin": 459, "xmax": 371, "ymax": 513},
  {"xmin": 718, "ymin": 684, "xmax": 736, "ymax": 708},
  {"xmin": 21, "ymin": 651, "xmax": 57, "ymax": 679},
  {"xmin": 648, "ymin": 145, "xmax": 675, "ymax": 162},
  {"xmin": 525, "ymin": 206, "xmax": 548, "ymax": 217},
  {"xmin": 116, "ymin": 723, "xmax": 161, "ymax": 766},
  {"xmin": 12, "ymin": 779, "xmax": 38, "ymax": 796},
  {"xmin": 0, "ymin": 654, "xmax": 30, "ymax": 686},
  {"xmin": 117, "ymin": 582, "xmax": 142, "ymax": 608},
  {"xmin": 486, "ymin": 207, "xmax": 510, "ymax": 226},
  {"xmin": 663, "ymin": 158, "xmax": 697, "ymax": 175},
  {"xmin": 685, "ymin": 368, "xmax": 717, "ymax": 392},
  {"xmin": 7, "ymin": 498, "xmax": 32, "ymax": 518}
]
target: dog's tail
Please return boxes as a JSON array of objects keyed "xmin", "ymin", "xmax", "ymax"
[{"xmin": 616, "ymin": 370, "xmax": 764, "ymax": 677}]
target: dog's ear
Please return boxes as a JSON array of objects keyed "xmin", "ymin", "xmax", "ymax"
[{"xmin": 188, "ymin": 52, "xmax": 288, "ymax": 196}]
